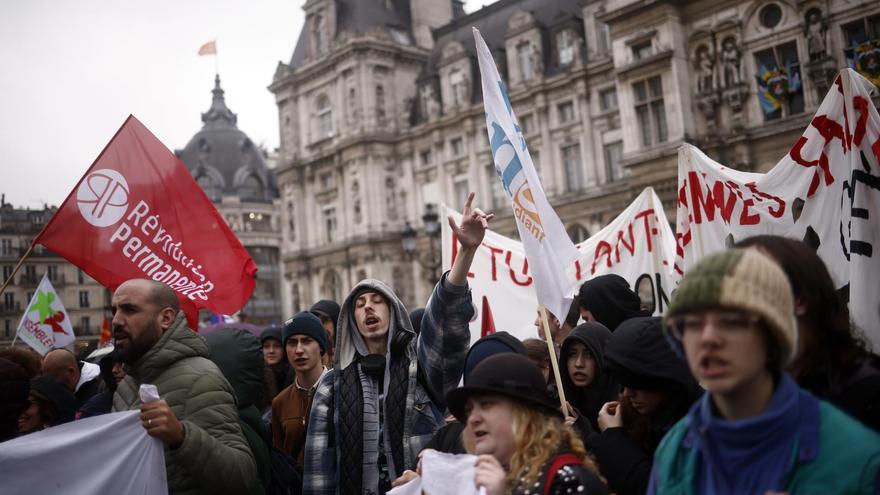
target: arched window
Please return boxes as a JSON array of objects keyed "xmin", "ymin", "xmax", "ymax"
[
  {"xmin": 196, "ymin": 174, "xmax": 220, "ymax": 201},
  {"xmin": 323, "ymin": 269, "xmax": 343, "ymax": 303},
  {"xmin": 316, "ymin": 94, "xmax": 333, "ymax": 138},
  {"xmin": 240, "ymin": 174, "xmax": 263, "ymax": 200},
  {"xmin": 567, "ymin": 224, "xmax": 590, "ymax": 244}
]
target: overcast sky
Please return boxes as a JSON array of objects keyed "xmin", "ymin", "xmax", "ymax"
[{"xmin": 1, "ymin": 0, "xmax": 493, "ymax": 209}]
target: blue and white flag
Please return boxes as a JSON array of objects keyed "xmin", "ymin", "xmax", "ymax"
[{"xmin": 473, "ymin": 28, "xmax": 580, "ymax": 321}]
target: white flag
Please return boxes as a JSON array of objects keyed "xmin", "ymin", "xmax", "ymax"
[
  {"xmin": 16, "ymin": 273, "xmax": 75, "ymax": 355},
  {"xmin": 473, "ymin": 28, "xmax": 580, "ymax": 320}
]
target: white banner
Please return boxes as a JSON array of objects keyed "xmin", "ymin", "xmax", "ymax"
[
  {"xmin": 675, "ymin": 69, "xmax": 880, "ymax": 348},
  {"xmin": 443, "ymin": 188, "xmax": 676, "ymax": 343},
  {"xmin": 0, "ymin": 411, "xmax": 167, "ymax": 495},
  {"xmin": 16, "ymin": 273, "xmax": 75, "ymax": 355},
  {"xmin": 474, "ymin": 28, "xmax": 581, "ymax": 320}
]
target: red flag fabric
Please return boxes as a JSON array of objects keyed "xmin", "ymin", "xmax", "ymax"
[
  {"xmin": 480, "ymin": 295, "xmax": 496, "ymax": 338},
  {"xmin": 198, "ymin": 40, "xmax": 216, "ymax": 56},
  {"xmin": 98, "ymin": 317, "xmax": 112, "ymax": 346},
  {"xmin": 33, "ymin": 116, "xmax": 257, "ymax": 329}
]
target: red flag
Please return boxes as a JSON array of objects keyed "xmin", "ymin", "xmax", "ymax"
[
  {"xmin": 198, "ymin": 40, "xmax": 216, "ymax": 56},
  {"xmin": 98, "ymin": 317, "xmax": 112, "ymax": 346},
  {"xmin": 480, "ymin": 295, "xmax": 496, "ymax": 337},
  {"xmin": 33, "ymin": 116, "xmax": 257, "ymax": 329}
]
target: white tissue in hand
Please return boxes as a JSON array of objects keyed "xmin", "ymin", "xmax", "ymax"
[
  {"xmin": 421, "ymin": 450, "xmax": 480, "ymax": 495},
  {"xmin": 139, "ymin": 384, "xmax": 160, "ymax": 404}
]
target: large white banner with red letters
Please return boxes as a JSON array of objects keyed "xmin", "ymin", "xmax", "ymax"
[
  {"xmin": 443, "ymin": 188, "xmax": 676, "ymax": 344},
  {"xmin": 675, "ymin": 69, "xmax": 880, "ymax": 348}
]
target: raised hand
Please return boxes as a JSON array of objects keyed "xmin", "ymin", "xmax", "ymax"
[{"xmin": 448, "ymin": 192, "xmax": 494, "ymax": 252}]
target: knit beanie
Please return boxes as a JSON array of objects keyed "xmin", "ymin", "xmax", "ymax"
[
  {"xmin": 259, "ymin": 326, "xmax": 282, "ymax": 344},
  {"xmin": 463, "ymin": 331, "xmax": 528, "ymax": 384},
  {"xmin": 310, "ymin": 300, "xmax": 341, "ymax": 331},
  {"xmin": 665, "ymin": 248, "xmax": 797, "ymax": 364},
  {"xmin": 283, "ymin": 311, "xmax": 329, "ymax": 354}
]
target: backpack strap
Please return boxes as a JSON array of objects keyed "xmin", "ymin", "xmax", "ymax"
[{"xmin": 543, "ymin": 453, "xmax": 584, "ymax": 495}]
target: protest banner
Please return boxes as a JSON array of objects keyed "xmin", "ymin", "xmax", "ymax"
[
  {"xmin": 443, "ymin": 187, "xmax": 676, "ymax": 343},
  {"xmin": 31, "ymin": 116, "xmax": 258, "ymax": 327},
  {"xmin": 674, "ymin": 69, "xmax": 880, "ymax": 348},
  {"xmin": 0, "ymin": 411, "xmax": 167, "ymax": 495},
  {"xmin": 14, "ymin": 274, "xmax": 75, "ymax": 355}
]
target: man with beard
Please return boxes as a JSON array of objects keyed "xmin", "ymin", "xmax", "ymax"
[{"xmin": 110, "ymin": 279, "xmax": 258, "ymax": 494}]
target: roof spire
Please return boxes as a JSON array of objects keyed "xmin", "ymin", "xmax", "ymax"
[{"xmin": 201, "ymin": 73, "xmax": 237, "ymax": 127}]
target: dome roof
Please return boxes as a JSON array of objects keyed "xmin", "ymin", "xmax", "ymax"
[{"xmin": 177, "ymin": 75, "xmax": 278, "ymax": 203}]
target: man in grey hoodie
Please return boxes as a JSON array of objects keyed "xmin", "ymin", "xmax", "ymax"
[{"xmin": 303, "ymin": 193, "xmax": 492, "ymax": 495}]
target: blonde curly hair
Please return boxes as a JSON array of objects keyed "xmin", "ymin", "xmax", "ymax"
[{"xmin": 463, "ymin": 398, "xmax": 601, "ymax": 490}]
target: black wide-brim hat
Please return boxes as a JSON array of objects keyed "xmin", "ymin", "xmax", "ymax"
[{"xmin": 446, "ymin": 353, "xmax": 563, "ymax": 422}]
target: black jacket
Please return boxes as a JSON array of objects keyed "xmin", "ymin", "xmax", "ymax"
[
  {"xmin": 559, "ymin": 322, "xmax": 618, "ymax": 449},
  {"xmin": 591, "ymin": 317, "xmax": 700, "ymax": 495}
]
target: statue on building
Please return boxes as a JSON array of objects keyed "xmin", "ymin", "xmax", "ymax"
[
  {"xmin": 385, "ymin": 177, "xmax": 399, "ymax": 220},
  {"xmin": 529, "ymin": 43, "xmax": 543, "ymax": 79},
  {"xmin": 695, "ymin": 46, "xmax": 716, "ymax": 94},
  {"xmin": 805, "ymin": 10, "xmax": 828, "ymax": 61},
  {"xmin": 420, "ymin": 84, "xmax": 440, "ymax": 121},
  {"xmin": 721, "ymin": 37, "xmax": 742, "ymax": 87}
]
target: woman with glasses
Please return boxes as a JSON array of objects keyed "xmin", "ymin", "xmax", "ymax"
[
  {"xmin": 591, "ymin": 316, "xmax": 701, "ymax": 495},
  {"xmin": 650, "ymin": 248, "xmax": 880, "ymax": 494}
]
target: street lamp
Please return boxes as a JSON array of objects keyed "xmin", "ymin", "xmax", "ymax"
[{"xmin": 401, "ymin": 204, "xmax": 442, "ymax": 285}]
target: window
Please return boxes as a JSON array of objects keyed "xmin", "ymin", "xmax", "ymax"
[
  {"xmin": 450, "ymin": 69, "xmax": 468, "ymax": 106},
  {"xmin": 561, "ymin": 144, "xmax": 583, "ymax": 192},
  {"xmin": 450, "ymin": 137, "xmax": 464, "ymax": 157},
  {"xmin": 453, "ymin": 176, "xmax": 470, "ymax": 205},
  {"xmin": 246, "ymin": 212, "xmax": 271, "ymax": 232},
  {"xmin": 597, "ymin": 22, "xmax": 611, "ymax": 54},
  {"xmin": 604, "ymin": 141, "xmax": 624, "ymax": 182},
  {"xmin": 2, "ymin": 265, "xmax": 12, "ymax": 283},
  {"xmin": 3, "ymin": 293, "xmax": 13, "ymax": 310},
  {"xmin": 633, "ymin": 76, "xmax": 667, "ymax": 146},
  {"xmin": 753, "ymin": 41, "xmax": 804, "ymax": 121},
  {"xmin": 420, "ymin": 149, "xmax": 432, "ymax": 166},
  {"xmin": 599, "ymin": 88, "xmax": 618, "ymax": 112},
  {"xmin": 4, "ymin": 319, "xmax": 10, "ymax": 338},
  {"xmin": 519, "ymin": 114, "xmax": 535, "ymax": 135},
  {"xmin": 319, "ymin": 172, "xmax": 336, "ymax": 190},
  {"xmin": 375, "ymin": 85, "xmax": 386, "ymax": 122},
  {"xmin": 80, "ymin": 316, "xmax": 91, "ymax": 334},
  {"xmin": 316, "ymin": 95, "xmax": 333, "ymax": 138},
  {"xmin": 558, "ymin": 101, "xmax": 576, "ymax": 124},
  {"xmin": 24, "ymin": 265, "xmax": 36, "ymax": 283},
  {"xmin": 531, "ymin": 150, "xmax": 540, "ymax": 172},
  {"xmin": 842, "ymin": 16, "xmax": 880, "ymax": 73},
  {"xmin": 558, "ymin": 30, "xmax": 576, "ymax": 66},
  {"xmin": 0, "ymin": 239, "xmax": 12, "ymax": 256},
  {"xmin": 47, "ymin": 265, "xmax": 58, "ymax": 281},
  {"xmin": 79, "ymin": 290, "xmax": 90, "ymax": 308},
  {"xmin": 632, "ymin": 40, "xmax": 652, "ymax": 61},
  {"xmin": 323, "ymin": 270, "xmax": 343, "ymax": 303},
  {"xmin": 517, "ymin": 41, "xmax": 533, "ymax": 81},
  {"xmin": 759, "ymin": 4, "xmax": 783, "ymax": 29},
  {"xmin": 323, "ymin": 207, "xmax": 338, "ymax": 243},
  {"xmin": 567, "ymin": 224, "xmax": 591, "ymax": 244},
  {"xmin": 77, "ymin": 269, "xmax": 84, "ymax": 284}
]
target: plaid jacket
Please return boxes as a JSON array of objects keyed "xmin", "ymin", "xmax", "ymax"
[{"xmin": 302, "ymin": 273, "xmax": 474, "ymax": 494}]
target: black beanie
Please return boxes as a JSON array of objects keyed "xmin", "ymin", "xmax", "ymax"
[
  {"xmin": 259, "ymin": 326, "xmax": 283, "ymax": 344},
  {"xmin": 283, "ymin": 311, "xmax": 329, "ymax": 354},
  {"xmin": 310, "ymin": 300, "xmax": 341, "ymax": 331},
  {"xmin": 576, "ymin": 274, "xmax": 647, "ymax": 331}
]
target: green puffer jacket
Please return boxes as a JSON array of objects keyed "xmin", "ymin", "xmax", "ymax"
[{"xmin": 113, "ymin": 313, "xmax": 259, "ymax": 495}]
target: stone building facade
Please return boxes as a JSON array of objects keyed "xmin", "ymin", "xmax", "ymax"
[
  {"xmin": 0, "ymin": 197, "xmax": 108, "ymax": 345},
  {"xmin": 177, "ymin": 76, "xmax": 284, "ymax": 326},
  {"xmin": 270, "ymin": 0, "xmax": 880, "ymax": 314}
]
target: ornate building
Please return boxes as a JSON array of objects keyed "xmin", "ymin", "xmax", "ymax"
[
  {"xmin": 270, "ymin": 0, "xmax": 880, "ymax": 314},
  {"xmin": 0, "ymin": 197, "xmax": 108, "ymax": 346},
  {"xmin": 177, "ymin": 76, "xmax": 284, "ymax": 326}
]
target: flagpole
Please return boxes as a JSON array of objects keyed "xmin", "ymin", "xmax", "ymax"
[
  {"xmin": 214, "ymin": 39, "xmax": 220, "ymax": 76},
  {"xmin": 539, "ymin": 305, "xmax": 568, "ymax": 410},
  {"xmin": 0, "ymin": 244, "xmax": 33, "ymax": 299}
]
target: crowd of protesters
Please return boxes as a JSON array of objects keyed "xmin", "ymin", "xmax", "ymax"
[{"xmin": 2, "ymin": 193, "xmax": 880, "ymax": 494}]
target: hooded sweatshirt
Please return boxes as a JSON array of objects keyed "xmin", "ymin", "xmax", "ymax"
[
  {"xmin": 592, "ymin": 316, "xmax": 701, "ymax": 495},
  {"xmin": 559, "ymin": 322, "xmax": 618, "ymax": 446},
  {"xmin": 303, "ymin": 274, "xmax": 473, "ymax": 495},
  {"xmin": 577, "ymin": 274, "xmax": 649, "ymax": 332}
]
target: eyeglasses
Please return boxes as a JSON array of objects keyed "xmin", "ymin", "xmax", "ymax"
[{"xmin": 666, "ymin": 310, "xmax": 760, "ymax": 341}]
